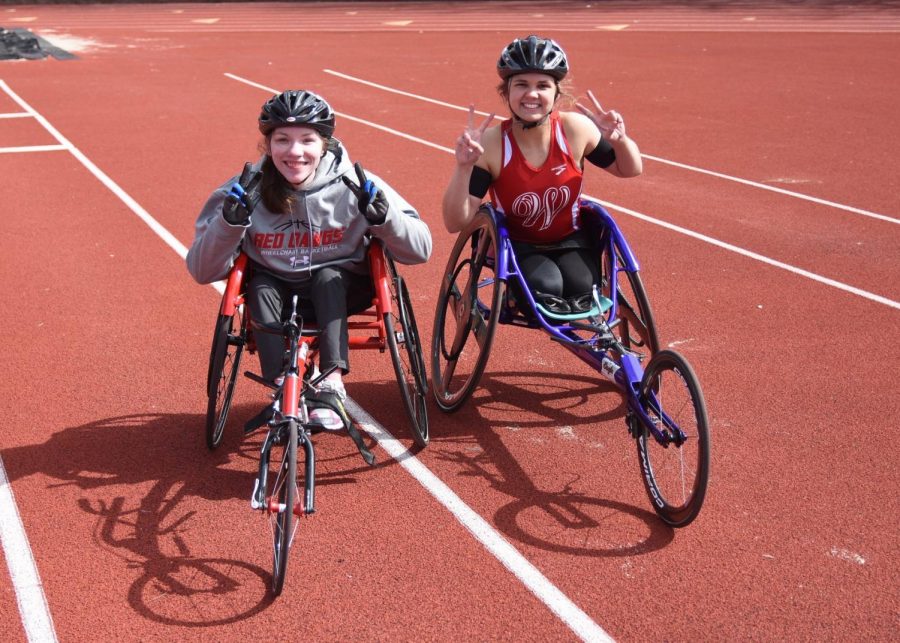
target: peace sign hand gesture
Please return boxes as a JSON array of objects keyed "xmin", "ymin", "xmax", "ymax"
[
  {"xmin": 576, "ymin": 90, "xmax": 626, "ymax": 142},
  {"xmin": 455, "ymin": 104, "xmax": 495, "ymax": 167}
]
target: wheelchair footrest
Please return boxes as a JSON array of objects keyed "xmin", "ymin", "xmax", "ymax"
[{"xmin": 535, "ymin": 295, "xmax": 612, "ymax": 322}]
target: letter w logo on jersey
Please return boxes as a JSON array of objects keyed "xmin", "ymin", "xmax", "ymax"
[{"xmin": 511, "ymin": 186, "xmax": 571, "ymax": 231}]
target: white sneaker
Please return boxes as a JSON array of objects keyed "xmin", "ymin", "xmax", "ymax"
[
  {"xmin": 309, "ymin": 407, "xmax": 343, "ymax": 431},
  {"xmin": 308, "ymin": 379, "xmax": 346, "ymax": 431}
]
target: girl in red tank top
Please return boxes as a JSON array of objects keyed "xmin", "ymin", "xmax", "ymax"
[
  {"xmin": 490, "ymin": 112, "xmax": 583, "ymax": 244},
  {"xmin": 442, "ymin": 35, "xmax": 643, "ymax": 314}
]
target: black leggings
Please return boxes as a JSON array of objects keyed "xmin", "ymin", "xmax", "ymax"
[
  {"xmin": 516, "ymin": 246, "xmax": 599, "ymax": 299},
  {"xmin": 246, "ymin": 267, "xmax": 374, "ymax": 382}
]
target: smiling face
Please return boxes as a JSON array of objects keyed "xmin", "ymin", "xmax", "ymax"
[
  {"xmin": 505, "ymin": 72, "xmax": 558, "ymax": 123},
  {"xmin": 267, "ymin": 125, "xmax": 327, "ymax": 188}
]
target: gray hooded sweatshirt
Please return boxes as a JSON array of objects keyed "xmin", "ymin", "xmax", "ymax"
[{"xmin": 187, "ymin": 140, "xmax": 431, "ymax": 284}]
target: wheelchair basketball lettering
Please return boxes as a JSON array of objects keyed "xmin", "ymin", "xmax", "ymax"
[{"xmin": 511, "ymin": 186, "xmax": 571, "ymax": 231}]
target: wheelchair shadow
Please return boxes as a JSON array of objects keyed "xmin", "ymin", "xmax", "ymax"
[
  {"xmin": 2, "ymin": 412, "xmax": 304, "ymax": 625},
  {"xmin": 428, "ymin": 370, "xmax": 675, "ymax": 556}
]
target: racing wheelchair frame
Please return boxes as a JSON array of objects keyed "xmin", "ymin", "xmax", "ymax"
[{"xmin": 431, "ymin": 199, "xmax": 709, "ymax": 527}]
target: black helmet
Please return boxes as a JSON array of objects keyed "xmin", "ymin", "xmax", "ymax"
[
  {"xmin": 497, "ymin": 35, "xmax": 568, "ymax": 81},
  {"xmin": 258, "ymin": 89, "xmax": 335, "ymax": 137}
]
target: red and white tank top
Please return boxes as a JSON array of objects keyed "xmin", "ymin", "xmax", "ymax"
[{"xmin": 489, "ymin": 112, "xmax": 583, "ymax": 244}]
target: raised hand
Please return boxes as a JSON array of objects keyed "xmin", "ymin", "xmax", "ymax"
[
  {"xmin": 576, "ymin": 90, "xmax": 626, "ymax": 142},
  {"xmin": 454, "ymin": 104, "xmax": 495, "ymax": 166},
  {"xmin": 222, "ymin": 162, "xmax": 262, "ymax": 226},
  {"xmin": 341, "ymin": 162, "xmax": 389, "ymax": 225}
]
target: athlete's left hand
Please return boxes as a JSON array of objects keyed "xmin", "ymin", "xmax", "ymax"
[
  {"xmin": 342, "ymin": 162, "xmax": 389, "ymax": 225},
  {"xmin": 576, "ymin": 90, "xmax": 626, "ymax": 142}
]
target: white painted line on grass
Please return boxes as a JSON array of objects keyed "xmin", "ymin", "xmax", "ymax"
[
  {"xmin": 0, "ymin": 459, "xmax": 58, "ymax": 642},
  {"xmin": 322, "ymin": 69, "xmax": 897, "ymax": 225},
  {"xmin": 345, "ymin": 400, "xmax": 614, "ymax": 643}
]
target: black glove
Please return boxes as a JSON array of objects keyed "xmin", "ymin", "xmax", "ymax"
[
  {"xmin": 341, "ymin": 162, "xmax": 389, "ymax": 225},
  {"xmin": 222, "ymin": 162, "xmax": 262, "ymax": 226}
]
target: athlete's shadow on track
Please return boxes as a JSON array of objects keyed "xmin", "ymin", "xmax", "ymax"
[
  {"xmin": 430, "ymin": 370, "xmax": 675, "ymax": 556},
  {"xmin": 2, "ymin": 410, "xmax": 386, "ymax": 626}
]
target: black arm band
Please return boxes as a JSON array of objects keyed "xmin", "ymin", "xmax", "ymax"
[
  {"xmin": 468, "ymin": 165, "xmax": 492, "ymax": 198},
  {"xmin": 585, "ymin": 139, "xmax": 616, "ymax": 169}
]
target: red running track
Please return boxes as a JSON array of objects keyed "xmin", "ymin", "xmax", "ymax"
[{"xmin": 0, "ymin": 2, "xmax": 898, "ymax": 641}]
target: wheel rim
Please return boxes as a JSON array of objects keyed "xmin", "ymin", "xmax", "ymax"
[
  {"xmin": 635, "ymin": 352, "xmax": 709, "ymax": 527},
  {"xmin": 269, "ymin": 422, "xmax": 297, "ymax": 595},
  {"xmin": 431, "ymin": 216, "xmax": 503, "ymax": 411},
  {"xmin": 205, "ymin": 310, "xmax": 245, "ymax": 449}
]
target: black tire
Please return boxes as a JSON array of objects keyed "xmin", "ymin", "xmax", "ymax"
[
  {"xmin": 431, "ymin": 210, "xmax": 505, "ymax": 412},
  {"xmin": 599, "ymin": 243, "xmax": 660, "ymax": 359},
  {"xmin": 270, "ymin": 419, "xmax": 298, "ymax": 596},
  {"xmin": 205, "ymin": 310, "xmax": 247, "ymax": 450},
  {"xmin": 632, "ymin": 350, "xmax": 709, "ymax": 527},
  {"xmin": 385, "ymin": 261, "xmax": 429, "ymax": 447}
]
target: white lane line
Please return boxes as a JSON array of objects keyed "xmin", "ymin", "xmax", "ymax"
[
  {"xmin": 322, "ymin": 69, "xmax": 897, "ymax": 225},
  {"xmin": 0, "ymin": 78, "xmax": 191, "ymax": 643},
  {"xmin": 1, "ymin": 75, "xmax": 611, "ymax": 641},
  {"xmin": 0, "ymin": 112, "xmax": 31, "ymax": 119},
  {"xmin": 583, "ymin": 196, "xmax": 900, "ymax": 311},
  {"xmin": 640, "ymin": 154, "xmax": 898, "ymax": 225},
  {"xmin": 224, "ymin": 73, "xmax": 453, "ymax": 154},
  {"xmin": 227, "ymin": 72, "xmax": 899, "ymax": 311},
  {"xmin": 0, "ymin": 80, "xmax": 189, "ymax": 261},
  {"xmin": 345, "ymin": 400, "xmax": 614, "ymax": 643},
  {"xmin": 226, "ymin": 71, "xmax": 613, "ymax": 640},
  {"xmin": 0, "ymin": 459, "xmax": 58, "ymax": 642},
  {"xmin": 0, "ymin": 145, "xmax": 67, "ymax": 154}
]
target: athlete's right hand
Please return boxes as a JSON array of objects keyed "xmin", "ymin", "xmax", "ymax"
[
  {"xmin": 222, "ymin": 162, "xmax": 262, "ymax": 226},
  {"xmin": 454, "ymin": 104, "xmax": 494, "ymax": 166}
]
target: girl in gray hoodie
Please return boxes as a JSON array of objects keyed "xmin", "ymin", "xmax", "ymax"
[{"xmin": 187, "ymin": 90, "xmax": 432, "ymax": 429}]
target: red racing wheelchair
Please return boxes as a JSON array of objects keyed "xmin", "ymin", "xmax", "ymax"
[{"xmin": 205, "ymin": 239, "xmax": 429, "ymax": 450}]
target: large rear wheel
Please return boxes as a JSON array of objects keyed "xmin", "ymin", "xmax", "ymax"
[
  {"xmin": 599, "ymin": 243, "xmax": 659, "ymax": 360},
  {"xmin": 431, "ymin": 209, "xmax": 504, "ymax": 412},
  {"xmin": 385, "ymin": 261, "xmax": 429, "ymax": 447},
  {"xmin": 205, "ymin": 309, "xmax": 247, "ymax": 450}
]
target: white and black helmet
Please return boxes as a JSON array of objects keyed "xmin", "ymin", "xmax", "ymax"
[
  {"xmin": 497, "ymin": 35, "xmax": 569, "ymax": 81},
  {"xmin": 258, "ymin": 89, "xmax": 335, "ymax": 137}
]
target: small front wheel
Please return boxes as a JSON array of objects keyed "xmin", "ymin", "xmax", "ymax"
[
  {"xmin": 205, "ymin": 310, "xmax": 247, "ymax": 450},
  {"xmin": 269, "ymin": 420, "xmax": 298, "ymax": 596},
  {"xmin": 632, "ymin": 350, "xmax": 710, "ymax": 527}
]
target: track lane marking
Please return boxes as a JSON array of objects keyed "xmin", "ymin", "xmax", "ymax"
[
  {"xmin": 224, "ymin": 71, "xmax": 613, "ymax": 641},
  {"xmin": 322, "ymin": 69, "xmax": 898, "ymax": 225},
  {"xmin": 0, "ymin": 80, "xmax": 189, "ymax": 261},
  {"xmin": 1, "ymin": 76, "xmax": 613, "ymax": 641},
  {"xmin": 227, "ymin": 73, "xmax": 900, "ymax": 311},
  {"xmin": 0, "ymin": 460, "xmax": 58, "ymax": 642},
  {"xmin": 346, "ymin": 401, "xmax": 614, "ymax": 643},
  {"xmin": 0, "ymin": 145, "xmax": 67, "ymax": 154},
  {"xmin": 582, "ymin": 196, "xmax": 900, "ymax": 310}
]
